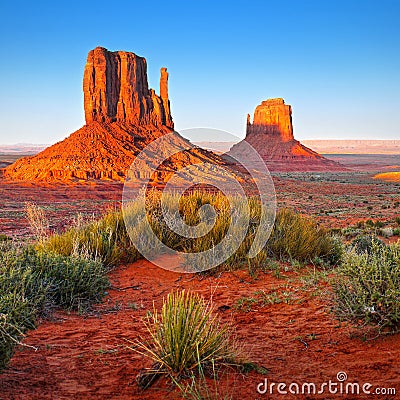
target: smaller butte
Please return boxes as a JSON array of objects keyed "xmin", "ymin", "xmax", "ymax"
[{"xmin": 229, "ymin": 98, "xmax": 345, "ymax": 171}]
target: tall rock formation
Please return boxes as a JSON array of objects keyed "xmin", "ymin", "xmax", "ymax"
[
  {"xmin": 247, "ymin": 98, "xmax": 293, "ymax": 142},
  {"xmin": 228, "ymin": 98, "xmax": 345, "ymax": 171},
  {"xmin": 4, "ymin": 47, "xmax": 225, "ymax": 182},
  {"xmin": 83, "ymin": 47, "xmax": 173, "ymax": 128}
]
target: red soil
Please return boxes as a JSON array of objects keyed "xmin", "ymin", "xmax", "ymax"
[{"xmin": 1, "ymin": 259, "xmax": 399, "ymax": 400}]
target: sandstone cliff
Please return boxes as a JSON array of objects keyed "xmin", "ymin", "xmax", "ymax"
[
  {"xmin": 83, "ymin": 47, "xmax": 173, "ymax": 128},
  {"xmin": 228, "ymin": 98, "xmax": 345, "ymax": 171},
  {"xmin": 4, "ymin": 47, "xmax": 224, "ymax": 183}
]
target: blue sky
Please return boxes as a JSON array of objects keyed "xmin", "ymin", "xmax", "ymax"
[{"xmin": 0, "ymin": 0, "xmax": 399, "ymax": 144}]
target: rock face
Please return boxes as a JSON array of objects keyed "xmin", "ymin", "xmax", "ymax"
[
  {"xmin": 5, "ymin": 47, "xmax": 224, "ymax": 182},
  {"xmin": 247, "ymin": 98, "xmax": 293, "ymax": 142},
  {"xmin": 229, "ymin": 98, "xmax": 345, "ymax": 171},
  {"xmin": 83, "ymin": 47, "xmax": 173, "ymax": 128}
]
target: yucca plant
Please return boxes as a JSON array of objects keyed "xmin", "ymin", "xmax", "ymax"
[{"xmin": 135, "ymin": 290, "xmax": 240, "ymax": 388}]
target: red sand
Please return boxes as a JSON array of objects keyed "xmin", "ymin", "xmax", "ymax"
[{"xmin": 1, "ymin": 259, "xmax": 398, "ymax": 399}]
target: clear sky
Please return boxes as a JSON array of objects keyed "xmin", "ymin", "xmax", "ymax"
[{"xmin": 0, "ymin": 0, "xmax": 399, "ymax": 145}]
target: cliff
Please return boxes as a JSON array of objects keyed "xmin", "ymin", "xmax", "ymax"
[
  {"xmin": 83, "ymin": 47, "xmax": 173, "ymax": 128},
  {"xmin": 228, "ymin": 98, "xmax": 345, "ymax": 171},
  {"xmin": 4, "ymin": 47, "xmax": 224, "ymax": 182}
]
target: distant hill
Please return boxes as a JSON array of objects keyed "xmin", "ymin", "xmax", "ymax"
[
  {"xmin": 302, "ymin": 140, "xmax": 400, "ymax": 155},
  {"xmin": 194, "ymin": 140, "xmax": 400, "ymax": 156},
  {"xmin": 0, "ymin": 144, "xmax": 48, "ymax": 154}
]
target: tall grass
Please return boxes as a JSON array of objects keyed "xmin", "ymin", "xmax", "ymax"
[
  {"xmin": 332, "ymin": 239, "xmax": 400, "ymax": 332},
  {"xmin": 41, "ymin": 211, "xmax": 139, "ymax": 267},
  {"xmin": 267, "ymin": 208, "xmax": 342, "ymax": 265},
  {"xmin": 135, "ymin": 290, "xmax": 240, "ymax": 388},
  {"xmin": 41, "ymin": 194, "xmax": 341, "ymax": 271},
  {"xmin": 25, "ymin": 202, "xmax": 49, "ymax": 242}
]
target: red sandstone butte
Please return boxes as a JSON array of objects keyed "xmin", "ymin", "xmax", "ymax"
[
  {"xmin": 4, "ymin": 47, "xmax": 221, "ymax": 183},
  {"xmin": 83, "ymin": 47, "xmax": 173, "ymax": 129},
  {"xmin": 228, "ymin": 98, "xmax": 345, "ymax": 171}
]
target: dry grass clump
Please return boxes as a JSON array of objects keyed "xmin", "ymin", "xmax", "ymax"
[{"xmin": 267, "ymin": 208, "xmax": 342, "ymax": 265}]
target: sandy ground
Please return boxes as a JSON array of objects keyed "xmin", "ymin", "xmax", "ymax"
[{"xmin": 0, "ymin": 259, "xmax": 399, "ymax": 400}]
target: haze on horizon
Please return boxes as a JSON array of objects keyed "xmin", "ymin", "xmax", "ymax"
[{"xmin": 0, "ymin": 0, "xmax": 399, "ymax": 145}]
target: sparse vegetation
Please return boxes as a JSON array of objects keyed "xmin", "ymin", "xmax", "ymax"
[
  {"xmin": 332, "ymin": 239, "xmax": 400, "ymax": 333},
  {"xmin": 0, "ymin": 242, "xmax": 109, "ymax": 371},
  {"xmin": 41, "ymin": 210, "xmax": 139, "ymax": 267}
]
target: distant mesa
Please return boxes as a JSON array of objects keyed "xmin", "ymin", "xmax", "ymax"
[
  {"xmin": 228, "ymin": 98, "xmax": 345, "ymax": 171},
  {"xmin": 4, "ymin": 47, "xmax": 220, "ymax": 182}
]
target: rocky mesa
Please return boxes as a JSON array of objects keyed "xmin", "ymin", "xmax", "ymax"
[
  {"xmin": 4, "ymin": 47, "xmax": 221, "ymax": 182},
  {"xmin": 229, "ymin": 98, "xmax": 345, "ymax": 171}
]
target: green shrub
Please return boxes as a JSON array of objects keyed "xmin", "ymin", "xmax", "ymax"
[
  {"xmin": 266, "ymin": 208, "xmax": 342, "ymax": 265},
  {"xmin": 135, "ymin": 290, "xmax": 240, "ymax": 388},
  {"xmin": 0, "ymin": 234, "xmax": 11, "ymax": 242},
  {"xmin": 0, "ymin": 245, "xmax": 110, "ymax": 371},
  {"xmin": 332, "ymin": 240, "xmax": 400, "ymax": 332},
  {"xmin": 351, "ymin": 235, "xmax": 385, "ymax": 255}
]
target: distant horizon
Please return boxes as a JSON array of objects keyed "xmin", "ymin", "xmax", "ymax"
[
  {"xmin": 1, "ymin": 138, "xmax": 400, "ymax": 147},
  {"xmin": 1, "ymin": 0, "xmax": 399, "ymax": 144}
]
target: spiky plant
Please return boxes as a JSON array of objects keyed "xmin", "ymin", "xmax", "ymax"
[{"xmin": 135, "ymin": 290, "xmax": 240, "ymax": 388}]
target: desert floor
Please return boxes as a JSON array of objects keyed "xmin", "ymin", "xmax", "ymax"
[{"xmin": 0, "ymin": 154, "xmax": 399, "ymax": 399}]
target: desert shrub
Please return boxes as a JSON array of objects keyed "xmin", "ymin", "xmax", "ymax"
[
  {"xmin": 123, "ymin": 191, "xmax": 270, "ymax": 272},
  {"xmin": 0, "ymin": 245, "xmax": 109, "ymax": 371},
  {"xmin": 42, "ymin": 211, "xmax": 139, "ymax": 267},
  {"xmin": 25, "ymin": 202, "xmax": 49, "ymax": 242},
  {"xmin": 332, "ymin": 240, "xmax": 400, "ymax": 332},
  {"xmin": 351, "ymin": 234, "xmax": 385, "ymax": 255},
  {"xmin": 380, "ymin": 227, "xmax": 394, "ymax": 238},
  {"xmin": 0, "ymin": 234, "xmax": 11, "ymax": 242},
  {"xmin": 135, "ymin": 290, "xmax": 240, "ymax": 388},
  {"xmin": 266, "ymin": 208, "xmax": 342, "ymax": 265},
  {"xmin": 26, "ymin": 249, "xmax": 109, "ymax": 310},
  {"xmin": 365, "ymin": 219, "xmax": 374, "ymax": 227},
  {"xmin": 341, "ymin": 227, "xmax": 362, "ymax": 239}
]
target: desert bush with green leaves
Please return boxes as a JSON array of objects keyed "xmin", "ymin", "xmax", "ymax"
[
  {"xmin": 39, "ymin": 192, "xmax": 341, "ymax": 271},
  {"xmin": 332, "ymin": 239, "xmax": 400, "ymax": 332},
  {"xmin": 135, "ymin": 290, "xmax": 241, "ymax": 388},
  {"xmin": 0, "ymin": 243, "xmax": 109, "ymax": 372}
]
